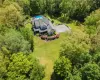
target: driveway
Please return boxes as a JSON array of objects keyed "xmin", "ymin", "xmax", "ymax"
[{"xmin": 52, "ymin": 24, "xmax": 71, "ymax": 33}]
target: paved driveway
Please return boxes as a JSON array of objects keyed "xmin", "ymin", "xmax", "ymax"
[{"xmin": 52, "ymin": 25, "xmax": 71, "ymax": 33}]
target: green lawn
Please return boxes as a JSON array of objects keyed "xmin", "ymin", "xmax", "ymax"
[
  {"xmin": 26, "ymin": 18, "xmax": 82, "ymax": 80},
  {"xmin": 33, "ymin": 33, "xmax": 68, "ymax": 80}
]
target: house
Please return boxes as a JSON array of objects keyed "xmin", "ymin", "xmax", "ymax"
[{"xmin": 32, "ymin": 15, "xmax": 55, "ymax": 35}]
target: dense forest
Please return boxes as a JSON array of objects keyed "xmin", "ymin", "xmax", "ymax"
[{"xmin": 0, "ymin": 0, "xmax": 100, "ymax": 80}]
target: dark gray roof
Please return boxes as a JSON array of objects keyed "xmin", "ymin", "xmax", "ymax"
[{"xmin": 32, "ymin": 16, "xmax": 54, "ymax": 33}]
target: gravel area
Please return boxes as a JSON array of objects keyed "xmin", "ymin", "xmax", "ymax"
[{"xmin": 52, "ymin": 25, "xmax": 71, "ymax": 33}]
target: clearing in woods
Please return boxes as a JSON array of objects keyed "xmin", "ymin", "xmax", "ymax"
[{"xmin": 32, "ymin": 23, "xmax": 81, "ymax": 80}]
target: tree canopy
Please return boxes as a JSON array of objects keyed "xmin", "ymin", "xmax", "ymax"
[{"xmin": 0, "ymin": 0, "xmax": 100, "ymax": 80}]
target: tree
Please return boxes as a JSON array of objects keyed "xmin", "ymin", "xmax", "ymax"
[
  {"xmin": 30, "ymin": 0, "xmax": 61, "ymax": 16},
  {"xmin": 0, "ymin": 35, "xmax": 4, "ymax": 50},
  {"xmin": 60, "ymin": 30, "xmax": 91, "ymax": 66},
  {"xmin": 0, "ymin": 24, "xmax": 8, "ymax": 35},
  {"xmin": 0, "ymin": 1, "xmax": 24, "ymax": 29},
  {"xmin": 0, "ymin": 29, "xmax": 31, "ymax": 53},
  {"xmin": 81, "ymin": 63, "xmax": 100, "ymax": 80},
  {"xmin": 29, "ymin": 58, "xmax": 45, "ymax": 80},
  {"xmin": 94, "ymin": 52, "xmax": 100, "ymax": 65},
  {"xmin": 85, "ymin": 9, "xmax": 100, "ymax": 26},
  {"xmin": 89, "ymin": 25, "xmax": 100, "ymax": 53},
  {"xmin": 54, "ymin": 57, "xmax": 72, "ymax": 80},
  {"xmin": 45, "ymin": 0, "xmax": 56, "ymax": 15},
  {"xmin": 52, "ymin": 0, "xmax": 62, "ymax": 16},
  {"xmin": 60, "ymin": 0, "xmax": 93, "ymax": 21},
  {"xmin": 85, "ymin": 9, "xmax": 100, "ymax": 34},
  {"xmin": 54, "ymin": 57, "xmax": 82, "ymax": 80},
  {"xmin": 30, "ymin": 0, "xmax": 45, "ymax": 15},
  {"xmin": 12, "ymin": 0, "xmax": 30, "ymax": 15},
  {"xmin": 20, "ymin": 27, "xmax": 34, "ymax": 52},
  {"xmin": 91, "ymin": 0, "xmax": 100, "ymax": 11},
  {"xmin": 72, "ymin": 67, "xmax": 82, "ymax": 80},
  {"xmin": 7, "ymin": 52, "xmax": 45, "ymax": 80},
  {"xmin": 0, "ymin": 51, "xmax": 9, "ymax": 79}
]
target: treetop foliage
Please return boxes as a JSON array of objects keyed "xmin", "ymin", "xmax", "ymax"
[
  {"xmin": 0, "ymin": 0, "xmax": 100, "ymax": 80},
  {"xmin": 54, "ymin": 29, "xmax": 100, "ymax": 80},
  {"xmin": 0, "ymin": 1, "xmax": 24, "ymax": 29}
]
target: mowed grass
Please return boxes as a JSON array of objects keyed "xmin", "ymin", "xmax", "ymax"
[
  {"xmin": 26, "ymin": 17, "xmax": 82, "ymax": 80},
  {"xmin": 33, "ymin": 33, "xmax": 68, "ymax": 80},
  {"xmin": 32, "ymin": 23, "xmax": 82, "ymax": 80}
]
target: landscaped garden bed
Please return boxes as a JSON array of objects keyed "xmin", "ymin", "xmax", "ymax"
[{"xmin": 40, "ymin": 33, "xmax": 60, "ymax": 41}]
